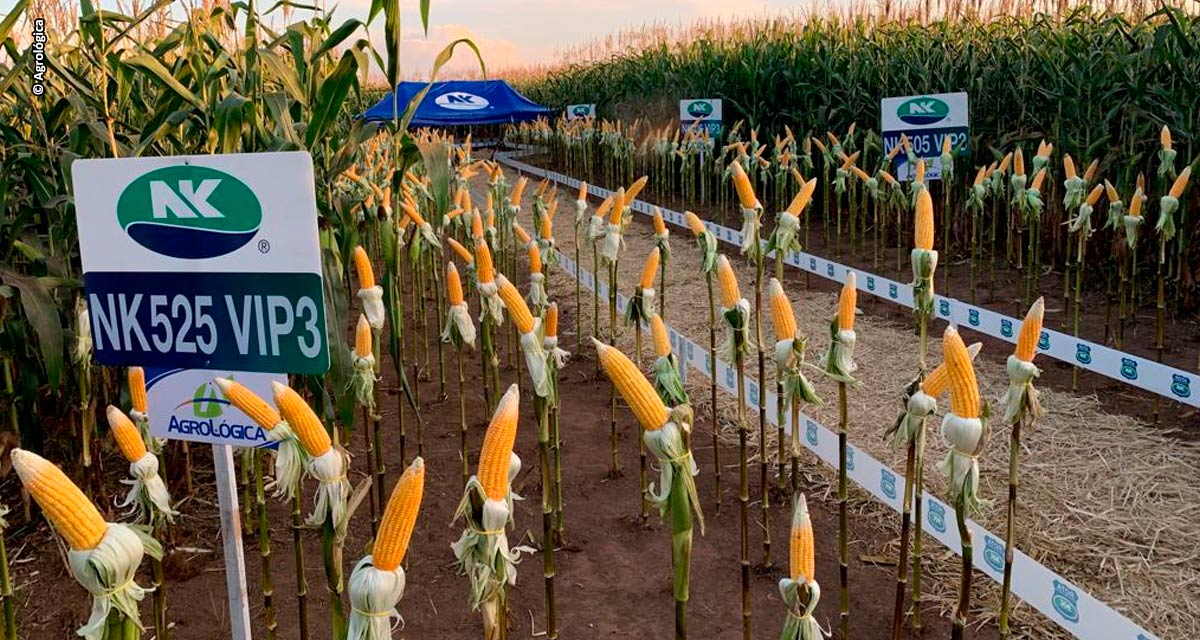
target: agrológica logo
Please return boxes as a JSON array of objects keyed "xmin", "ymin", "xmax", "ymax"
[
  {"xmin": 117, "ymin": 165, "xmax": 262, "ymax": 259},
  {"xmin": 898, "ymin": 97, "xmax": 950, "ymax": 126},
  {"xmin": 686, "ymin": 100, "xmax": 713, "ymax": 118}
]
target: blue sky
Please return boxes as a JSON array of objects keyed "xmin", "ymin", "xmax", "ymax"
[{"xmin": 0, "ymin": 0, "xmax": 811, "ymax": 78}]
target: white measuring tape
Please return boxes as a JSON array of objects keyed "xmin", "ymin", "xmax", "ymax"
[
  {"xmin": 496, "ymin": 149, "xmax": 1199, "ymax": 411},
  {"xmin": 496, "ymin": 148, "xmax": 1161, "ymax": 640}
]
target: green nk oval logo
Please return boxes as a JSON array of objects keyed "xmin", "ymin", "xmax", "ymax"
[
  {"xmin": 572, "ymin": 105, "xmax": 592, "ymax": 117},
  {"xmin": 687, "ymin": 100, "xmax": 714, "ymax": 118},
  {"xmin": 117, "ymin": 165, "xmax": 262, "ymax": 259},
  {"xmin": 898, "ymin": 97, "xmax": 950, "ymax": 126}
]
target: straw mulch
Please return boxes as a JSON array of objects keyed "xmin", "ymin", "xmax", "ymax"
[{"xmin": 492, "ymin": 166, "xmax": 1200, "ymax": 640}]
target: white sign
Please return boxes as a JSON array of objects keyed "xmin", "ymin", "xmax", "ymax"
[
  {"xmin": 146, "ymin": 368, "xmax": 286, "ymax": 448},
  {"xmin": 679, "ymin": 98, "xmax": 723, "ymax": 137},
  {"xmin": 880, "ymin": 92, "xmax": 969, "ymax": 181},
  {"xmin": 73, "ymin": 152, "xmax": 328, "ymax": 374},
  {"xmin": 566, "ymin": 103, "xmax": 596, "ymax": 120}
]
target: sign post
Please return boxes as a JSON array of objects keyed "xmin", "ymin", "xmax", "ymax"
[
  {"xmin": 73, "ymin": 151, "xmax": 327, "ymax": 639},
  {"xmin": 880, "ymin": 91, "xmax": 970, "ymax": 181}
]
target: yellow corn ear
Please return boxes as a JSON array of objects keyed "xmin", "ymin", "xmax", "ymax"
[
  {"xmin": 1063, "ymin": 154, "xmax": 1077, "ymax": 180},
  {"xmin": 1015, "ymin": 297, "xmax": 1045, "ymax": 362},
  {"xmin": 471, "ymin": 209, "xmax": 484, "ymax": 239},
  {"xmin": 1084, "ymin": 159, "xmax": 1099, "ymax": 184},
  {"xmin": 540, "ymin": 211, "xmax": 553, "ymax": 239},
  {"xmin": 1085, "ymin": 184, "xmax": 1104, "ymax": 206},
  {"xmin": 271, "ymin": 381, "xmax": 332, "ymax": 457},
  {"xmin": 973, "ymin": 167, "xmax": 987, "ymax": 187},
  {"xmin": 650, "ymin": 315, "xmax": 671, "ymax": 358},
  {"xmin": 914, "ymin": 159, "xmax": 926, "ymax": 184},
  {"xmin": 999, "ymin": 152, "xmax": 1013, "ymax": 174},
  {"xmin": 528, "ymin": 243, "xmax": 543, "ymax": 275},
  {"xmin": 625, "ymin": 176, "xmax": 649, "ymax": 204},
  {"xmin": 447, "ymin": 238, "xmax": 474, "ymax": 265},
  {"xmin": 128, "ymin": 366, "xmax": 147, "ymax": 414},
  {"xmin": 106, "ymin": 405, "xmax": 147, "ymax": 463},
  {"xmin": 840, "ymin": 151, "xmax": 860, "ymax": 171},
  {"xmin": 577, "ymin": 181, "xmax": 588, "ymax": 201},
  {"xmin": 355, "ymin": 314, "xmax": 372, "ymax": 358},
  {"xmin": 768, "ymin": 278, "xmax": 796, "ymax": 341},
  {"xmin": 478, "ymin": 385, "xmax": 520, "ymax": 500},
  {"xmin": 373, "ymin": 457, "xmax": 425, "ymax": 572},
  {"xmin": 1130, "ymin": 188, "xmax": 1144, "ymax": 217},
  {"xmin": 851, "ymin": 166, "xmax": 870, "ymax": 182},
  {"xmin": 402, "ymin": 201, "xmax": 427, "ymax": 227},
  {"xmin": 350, "ymin": 247, "xmax": 374, "ymax": 289},
  {"xmin": 1161, "ymin": 125, "xmax": 1172, "ymax": 150},
  {"xmin": 684, "ymin": 211, "xmax": 706, "ymax": 236},
  {"xmin": 215, "ymin": 377, "xmax": 280, "ymax": 430},
  {"xmin": 1014, "ymin": 147, "xmax": 1025, "ymax": 176},
  {"xmin": 730, "ymin": 161, "xmax": 759, "ymax": 209},
  {"xmin": 595, "ymin": 195, "xmax": 615, "ymax": 222},
  {"xmin": 594, "ymin": 339, "xmax": 669, "ymax": 431},
  {"xmin": 879, "ymin": 170, "xmax": 897, "ymax": 185},
  {"xmin": 640, "ymin": 248, "xmax": 660, "ymax": 289},
  {"xmin": 1104, "ymin": 180, "xmax": 1119, "ymax": 204},
  {"xmin": 12, "ymin": 448, "xmax": 107, "ymax": 551},
  {"xmin": 944, "ymin": 327, "xmax": 980, "ymax": 419},
  {"xmin": 716, "ymin": 255, "xmax": 741, "ymax": 308},
  {"xmin": 941, "ymin": 134, "xmax": 952, "ymax": 156},
  {"xmin": 495, "ymin": 275, "xmax": 535, "ymax": 334},
  {"xmin": 513, "ymin": 221, "xmax": 531, "ymax": 246},
  {"xmin": 789, "ymin": 494, "xmax": 815, "ymax": 582},
  {"xmin": 915, "ymin": 189, "xmax": 934, "ymax": 250},
  {"xmin": 510, "ymin": 176, "xmax": 528, "ymax": 206},
  {"xmin": 476, "ymin": 240, "xmax": 495, "ymax": 285},
  {"xmin": 652, "ymin": 208, "xmax": 667, "ymax": 235},
  {"xmin": 544, "ymin": 302, "xmax": 559, "ymax": 338},
  {"xmin": 1031, "ymin": 168, "xmax": 1047, "ymax": 191},
  {"xmin": 447, "ymin": 262, "xmax": 465, "ymax": 306},
  {"xmin": 609, "ymin": 188, "xmax": 625, "ymax": 224},
  {"xmin": 1169, "ymin": 167, "xmax": 1191, "ymax": 199},
  {"xmin": 838, "ymin": 273, "xmax": 857, "ymax": 332}
]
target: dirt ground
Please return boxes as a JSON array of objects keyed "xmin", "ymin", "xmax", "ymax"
[{"xmin": 3, "ymin": 160, "xmax": 1195, "ymax": 640}]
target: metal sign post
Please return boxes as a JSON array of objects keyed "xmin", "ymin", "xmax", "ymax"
[{"xmin": 212, "ymin": 444, "xmax": 253, "ymax": 640}]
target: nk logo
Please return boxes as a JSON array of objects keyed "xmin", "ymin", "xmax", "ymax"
[
  {"xmin": 1052, "ymin": 580, "xmax": 1080, "ymax": 623},
  {"xmin": 1000, "ymin": 319, "xmax": 1014, "ymax": 338},
  {"xmin": 805, "ymin": 420, "xmax": 818, "ymax": 446},
  {"xmin": 939, "ymin": 300, "xmax": 951, "ymax": 317},
  {"xmin": 927, "ymin": 501, "xmax": 946, "ymax": 533},
  {"xmin": 118, "ymin": 166, "xmax": 262, "ymax": 259},
  {"xmin": 1171, "ymin": 374, "xmax": 1191, "ymax": 398},
  {"xmin": 1120, "ymin": 358, "xmax": 1139, "ymax": 381},
  {"xmin": 888, "ymin": 283, "xmax": 898, "ymax": 299},
  {"xmin": 686, "ymin": 100, "xmax": 713, "ymax": 118},
  {"xmin": 867, "ymin": 276, "xmax": 876, "ymax": 292},
  {"xmin": 968, "ymin": 309, "xmax": 980, "ymax": 327},
  {"xmin": 880, "ymin": 469, "xmax": 896, "ymax": 500},
  {"xmin": 1075, "ymin": 344, "xmax": 1092, "ymax": 365},
  {"xmin": 1038, "ymin": 331, "xmax": 1050, "ymax": 350},
  {"xmin": 435, "ymin": 92, "xmax": 489, "ymax": 111},
  {"xmin": 897, "ymin": 97, "xmax": 950, "ymax": 126},
  {"xmin": 983, "ymin": 536, "xmax": 1005, "ymax": 573},
  {"xmin": 571, "ymin": 105, "xmax": 592, "ymax": 117}
]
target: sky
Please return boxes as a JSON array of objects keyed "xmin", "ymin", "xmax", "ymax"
[{"xmin": 0, "ymin": 0, "xmax": 811, "ymax": 79}]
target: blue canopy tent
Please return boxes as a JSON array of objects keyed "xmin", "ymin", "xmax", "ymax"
[{"xmin": 360, "ymin": 80, "xmax": 554, "ymax": 126}]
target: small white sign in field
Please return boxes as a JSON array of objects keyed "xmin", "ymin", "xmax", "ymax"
[
  {"xmin": 145, "ymin": 368, "xmax": 285, "ymax": 448},
  {"xmin": 880, "ymin": 91, "xmax": 969, "ymax": 181},
  {"xmin": 679, "ymin": 98, "xmax": 723, "ymax": 137},
  {"xmin": 73, "ymin": 151, "xmax": 328, "ymax": 374},
  {"xmin": 566, "ymin": 103, "xmax": 596, "ymax": 119}
]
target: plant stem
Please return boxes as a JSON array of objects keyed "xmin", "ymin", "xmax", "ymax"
[
  {"xmin": 291, "ymin": 492, "xmax": 310, "ymax": 640},
  {"xmin": 999, "ymin": 413, "xmax": 1022, "ymax": 638},
  {"xmin": 706, "ymin": 272, "xmax": 721, "ymax": 516},
  {"xmin": 837, "ymin": 381, "xmax": 850, "ymax": 640},
  {"xmin": 459, "ymin": 348, "xmax": 469, "ymax": 488},
  {"xmin": 609, "ymin": 260, "xmax": 621, "ymax": 477},
  {"xmin": 951, "ymin": 492, "xmax": 974, "ymax": 640},
  {"xmin": 736, "ymin": 352, "xmax": 751, "ymax": 640},
  {"xmin": 537, "ymin": 397, "xmax": 558, "ymax": 639},
  {"xmin": 637, "ymin": 322, "xmax": 649, "ymax": 521},
  {"xmin": 755, "ymin": 256, "xmax": 771, "ymax": 567},
  {"xmin": 255, "ymin": 451, "xmax": 276, "ymax": 640}
]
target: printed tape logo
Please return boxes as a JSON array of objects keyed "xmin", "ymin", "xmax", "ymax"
[
  {"xmin": 984, "ymin": 535, "xmax": 1005, "ymax": 573},
  {"xmin": 880, "ymin": 469, "xmax": 896, "ymax": 500},
  {"xmin": 927, "ymin": 501, "xmax": 947, "ymax": 533},
  {"xmin": 435, "ymin": 92, "xmax": 490, "ymax": 111},
  {"xmin": 117, "ymin": 165, "xmax": 262, "ymax": 259},
  {"xmin": 1052, "ymin": 580, "xmax": 1080, "ymax": 623},
  {"xmin": 686, "ymin": 100, "xmax": 713, "ymax": 118},
  {"xmin": 1171, "ymin": 374, "xmax": 1190, "ymax": 398},
  {"xmin": 897, "ymin": 96, "xmax": 950, "ymax": 126}
]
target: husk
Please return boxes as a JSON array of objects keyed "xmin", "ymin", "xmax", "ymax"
[
  {"xmin": 574, "ymin": 200, "xmax": 587, "ymax": 226},
  {"xmin": 767, "ymin": 211, "xmax": 802, "ymax": 262},
  {"xmin": 740, "ymin": 205, "xmax": 765, "ymax": 262},
  {"xmin": 1122, "ymin": 214, "xmax": 1143, "ymax": 249},
  {"xmin": 451, "ymin": 466, "xmax": 526, "ymax": 621},
  {"xmin": 1156, "ymin": 196, "xmax": 1179, "ymax": 241},
  {"xmin": 352, "ymin": 353, "xmax": 377, "ymax": 411},
  {"xmin": 601, "ymin": 222, "xmax": 623, "ymax": 264},
  {"xmin": 821, "ymin": 317, "xmax": 857, "ymax": 383},
  {"xmin": 519, "ymin": 328, "xmax": 552, "ymax": 398},
  {"xmin": 586, "ymin": 214, "xmax": 605, "ymax": 243},
  {"xmin": 1063, "ymin": 176, "xmax": 1085, "ymax": 213},
  {"xmin": 346, "ymin": 558, "xmax": 406, "ymax": 640},
  {"xmin": 1001, "ymin": 355, "xmax": 1043, "ymax": 425},
  {"xmin": 266, "ymin": 421, "xmax": 307, "ymax": 501},
  {"xmin": 886, "ymin": 383, "xmax": 937, "ymax": 450},
  {"xmin": 696, "ymin": 232, "xmax": 718, "ymax": 274},
  {"xmin": 306, "ymin": 448, "xmax": 353, "ymax": 535},
  {"xmin": 544, "ymin": 336, "xmax": 570, "ymax": 370},
  {"xmin": 1068, "ymin": 203, "xmax": 1094, "ymax": 235},
  {"xmin": 358, "ymin": 286, "xmax": 386, "ymax": 330},
  {"xmin": 443, "ymin": 301, "xmax": 477, "ymax": 350},
  {"xmin": 911, "ymin": 248, "xmax": 938, "ymax": 318},
  {"xmin": 538, "ymin": 238, "xmax": 558, "ymax": 267},
  {"xmin": 624, "ymin": 286, "xmax": 656, "ymax": 326},
  {"xmin": 527, "ymin": 273, "xmax": 549, "ymax": 312},
  {"xmin": 119, "ymin": 452, "xmax": 178, "ymax": 525},
  {"xmin": 718, "ymin": 299, "xmax": 755, "ymax": 363},
  {"xmin": 778, "ymin": 579, "xmax": 825, "ymax": 640},
  {"xmin": 653, "ymin": 354, "xmax": 689, "ymax": 407},
  {"xmin": 477, "ymin": 282, "xmax": 505, "ymax": 325},
  {"xmin": 69, "ymin": 523, "xmax": 162, "ymax": 640},
  {"xmin": 774, "ymin": 338, "xmax": 822, "ymax": 408},
  {"xmin": 937, "ymin": 411, "xmax": 992, "ymax": 516}
]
